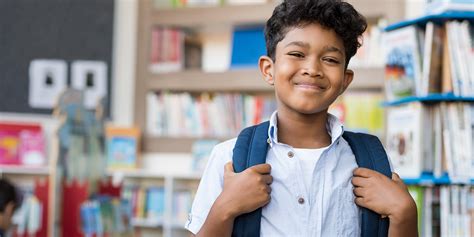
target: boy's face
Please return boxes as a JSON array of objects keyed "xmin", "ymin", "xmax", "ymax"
[{"xmin": 259, "ymin": 23, "xmax": 353, "ymax": 115}]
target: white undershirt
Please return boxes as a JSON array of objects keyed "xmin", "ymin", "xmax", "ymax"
[{"xmin": 293, "ymin": 147, "xmax": 328, "ymax": 193}]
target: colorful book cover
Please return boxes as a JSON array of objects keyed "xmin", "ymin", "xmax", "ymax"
[
  {"xmin": 106, "ymin": 126, "xmax": 140, "ymax": 170},
  {"xmin": 0, "ymin": 122, "xmax": 43, "ymax": 165},
  {"xmin": 383, "ymin": 25, "xmax": 423, "ymax": 100}
]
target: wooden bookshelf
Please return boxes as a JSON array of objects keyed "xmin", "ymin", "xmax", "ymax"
[
  {"xmin": 150, "ymin": 0, "xmax": 404, "ymax": 27},
  {"xmin": 147, "ymin": 67, "xmax": 384, "ymax": 92},
  {"xmin": 134, "ymin": 0, "xmax": 404, "ymax": 153}
]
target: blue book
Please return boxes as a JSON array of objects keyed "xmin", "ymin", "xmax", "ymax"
[
  {"xmin": 146, "ymin": 187, "xmax": 165, "ymax": 219},
  {"xmin": 230, "ymin": 26, "xmax": 266, "ymax": 69}
]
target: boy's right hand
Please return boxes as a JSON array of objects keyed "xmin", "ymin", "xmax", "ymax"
[{"xmin": 217, "ymin": 162, "xmax": 273, "ymax": 218}]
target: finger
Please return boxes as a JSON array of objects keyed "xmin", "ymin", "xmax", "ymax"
[
  {"xmin": 351, "ymin": 177, "xmax": 367, "ymax": 187},
  {"xmin": 224, "ymin": 162, "xmax": 234, "ymax": 174},
  {"xmin": 354, "ymin": 197, "xmax": 366, "ymax": 207},
  {"xmin": 265, "ymin": 185, "xmax": 272, "ymax": 194},
  {"xmin": 391, "ymin": 172, "xmax": 401, "ymax": 181},
  {"xmin": 353, "ymin": 168, "xmax": 375, "ymax": 178},
  {"xmin": 262, "ymin": 174, "xmax": 273, "ymax": 184},
  {"xmin": 250, "ymin": 163, "xmax": 272, "ymax": 174},
  {"xmin": 353, "ymin": 187, "xmax": 365, "ymax": 197}
]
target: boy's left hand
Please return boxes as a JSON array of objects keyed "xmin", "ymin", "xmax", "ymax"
[{"xmin": 351, "ymin": 168, "xmax": 416, "ymax": 221}]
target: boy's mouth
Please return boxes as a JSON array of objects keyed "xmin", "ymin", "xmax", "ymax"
[{"xmin": 294, "ymin": 82, "xmax": 328, "ymax": 91}]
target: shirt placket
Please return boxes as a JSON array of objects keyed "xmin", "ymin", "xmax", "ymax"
[{"xmin": 287, "ymin": 146, "xmax": 311, "ymax": 236}]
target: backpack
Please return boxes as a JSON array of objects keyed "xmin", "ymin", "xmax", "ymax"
[{"xmin": 231, "ymin": 121, "xmax": 391, "ymax": 237}]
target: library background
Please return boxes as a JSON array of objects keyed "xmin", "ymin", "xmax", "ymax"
[{"xmin": 0, "ymin": 0, "xmax": 473, "ymax": 236}]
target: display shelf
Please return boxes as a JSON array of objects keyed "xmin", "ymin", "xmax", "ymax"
[
  {"xmin": 403, "ymin": 172, "xmax": 474, "ymax": 186},
  {"xmin": 382, "ymin": 93, "xmax": 474, "ymax": 106},
  {"xmin": 0, "ymin": 165, "xmax": 50, "ymax": 176},
  {"xmin": 385, "ymin": 11, "xmax": 474, "ymax": 31},
  {"xmin": 131, "ymin": 217, "xmax": 164, "ymax": 228}
]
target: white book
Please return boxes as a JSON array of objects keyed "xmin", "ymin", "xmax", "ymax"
[
  {"xmin": 147, "ymin": 93, "xmax": 159, "ymax": 136},
  {"xmin": 386, "ymin": 103, "xmax": 424, "ymax": 178},
  {"xmin": 440, "ymin": 186, "xmax": 450, "ymax": 237},
  {"xmin": 433, "ymin": 105, "xmax": 443, "ymax": 177},
  {"xmin": 201, "ymin": 30, "xmax": 232, "ymax": 72},
  {"xmin": 423, "ymin": 187, "xmax": 433, "ymax": 237}
]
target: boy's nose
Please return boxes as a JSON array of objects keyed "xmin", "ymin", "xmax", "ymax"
[{"xmin": 302, "ymin": 60, "xmax": 322, "ymax": 78}]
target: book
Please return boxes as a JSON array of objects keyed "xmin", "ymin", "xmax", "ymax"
[
  {"xmin": 146, "ymin": 187, "xmax": 165, "ymax": 220},
  {"xmin": 149, "ymin": 27, "xmax": 184, "ymax": 73},
  {"xmin": 105, "ymin": 126, "xmax": 141, "ymax": 170},
  {"xmin": 386, "ymin": 103, "xmax": 425, "ymax": 178},
  {"xmin": 0, "ymin": 122, "xmax": 45, "ymax": 166},
  {"xmin": 230, "ymin": 26, "xmax": 266, "ymax": 69},
  {"xmin": 421, "ymin": 22, "xmax": 443, "ymax": 96},
  {"xmin": 383, "ymin": 25, "xmax": 424, "ymax": 100}
]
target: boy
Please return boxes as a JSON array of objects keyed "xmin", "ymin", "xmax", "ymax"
[
  {"xmin": 0, "ymin": 178, "xmax": 19, "ymax": 237},
  {"xmin": 186, "ymin": 0, "xmax": 418, "ymax": 236}
]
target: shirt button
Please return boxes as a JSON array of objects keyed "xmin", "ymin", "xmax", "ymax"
[
  {"xmin": 267, "ymin": 138, "xmax": 271, "ymax": 144},
  {"xmin": 298, "ymin": 197, "xmax": 305, "ymax": 204},
  {"xmin": 287, "ymin": 151, "xmax": 294, "ymax": 158}
]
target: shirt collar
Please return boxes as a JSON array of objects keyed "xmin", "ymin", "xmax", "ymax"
[{"xmin": 267, "ymin": 110, "xmax": 345, "ymax": 147}]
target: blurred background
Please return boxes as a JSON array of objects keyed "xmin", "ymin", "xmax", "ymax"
[{"xmin": 0, "ymin": 0, "xmax": 473, "ymax": 236}]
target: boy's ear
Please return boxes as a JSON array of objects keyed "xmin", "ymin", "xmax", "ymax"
[
  {"xmin": 340, "ymin": 69, "xmax": 354, "ymax": 94},
  {"xmin": 259, "ymin": 56, "xmax": 274, "ymax": 85}
]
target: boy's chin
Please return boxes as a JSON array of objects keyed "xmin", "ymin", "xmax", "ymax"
[{"xmin": 290, "ymin": 106, "xmax": 329, "ymax": 115}]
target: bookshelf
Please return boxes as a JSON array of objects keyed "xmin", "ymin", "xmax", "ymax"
[
  {"xmin": 383, "ymin": 11, "xmax": 474, "ymax": 237},
  {"xmin": 0, "ymin": 113, "xmax": 60, "ymax": 237},
  {"xmin": 108, "ymin": 170, "xmax": 200, "ymax": 237},
  {"xmin": 134, "ymin": 0, "xmax": 405, "ymax": 153}
]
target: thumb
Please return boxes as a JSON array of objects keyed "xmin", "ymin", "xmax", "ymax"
[
  {"xmin": 224, "ymin": 162, "xmax": 235, "ymax": 174},
  {"xmin": 391, "ymin": 172, "xmax": 401, "ymax": 181}
]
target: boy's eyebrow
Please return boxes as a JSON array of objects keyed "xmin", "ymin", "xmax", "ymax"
[
  {"xmin": 322, "ymin": 45, "xmax": 343, "ymax": 55},
  {"xmin": 284, "ymin": 41, "xmax": 310, "ymax": 49},
  {"xmin": 284, "ymin": 42, "xmax": 344, "ymax": 55}
]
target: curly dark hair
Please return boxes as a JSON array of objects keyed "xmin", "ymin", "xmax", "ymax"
[{"xmin": 264, "ymin": 0, "xmax": 367, "ymax": 68}]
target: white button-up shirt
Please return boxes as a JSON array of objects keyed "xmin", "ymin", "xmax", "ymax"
[{"xmin": 186, "ymin": 111, "xmax": 363, "ymax": 236}]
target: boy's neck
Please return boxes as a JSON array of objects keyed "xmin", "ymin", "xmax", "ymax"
[{"xmin": 276, "ymin": 109, "xmax": 331, "ymax": 149}]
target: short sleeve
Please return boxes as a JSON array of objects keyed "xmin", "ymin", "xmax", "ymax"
[{"xmin": 184, "ymin": 138, "xmax": 235, "ymax": 234}]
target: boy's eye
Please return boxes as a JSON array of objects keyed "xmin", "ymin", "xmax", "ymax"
[
  {"xmin": 288, "ymin": 52, "xmax": 304, "ymax": 58},
  {"xmin": 323, "ymin": 57, "xmax": 340, "ymax": 64}
]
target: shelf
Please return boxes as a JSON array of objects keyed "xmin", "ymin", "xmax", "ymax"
[
  {"xmin": 148, "ymin": 69, "xmax": 272, "ymax": 92},
  {"xmin": 382, "ymin": 93, "xmax": 474, "ymax": 106},
  {"xmin": 107, "ymin": 169, "xmax": 166, "ymax": 179},
  {"xmin": 171, "ymin": 220, "xmax": 187, "ymax": 229},
  {"xmin": 151, "ymin": 0, "xmax": 403, "ymax": 27},
  {"xmin": 107, "ymin": 169, "xmax": 202, "ymax": 180},
  {"xmin": 144, "ymin": 136, "xmax": 230, "ymax": 153},
  {"xmin": 147, "ymin": 67, "xmax": 384, "ymax": 92},
  {"xmin": 0, "ymin": 165, "xmax": 50, "ymax": 175},
  {"xmin": 403, "ymin": 172, "xmax": 474, "ymax": 186},
  {"xmin": 151, "ymin": 3, "xmax": 277, "ymax": 27},
  {"xmin": 385, "ymin": 11, "xmax": 474, "ymax": 31},
  {"xmin": 131, "ymin": 217, "xmax": 164, "ymax": 228}
]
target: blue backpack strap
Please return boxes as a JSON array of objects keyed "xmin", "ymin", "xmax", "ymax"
[
  {"xmin": 231, "ymin": 121, "xmax": 270, "ymax": 237},
  {"xmin": 342, "ymin": 131, "xmax": 391, "ymax": 237}
]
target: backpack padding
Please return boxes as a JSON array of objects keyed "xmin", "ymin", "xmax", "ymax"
[
  {"xmin": 232, "ymin": 121, "xmax": 270, "ymax": 237},
  {"xmin": 342, "ymin": 131, "xmax": 391, "ymax": 237}
]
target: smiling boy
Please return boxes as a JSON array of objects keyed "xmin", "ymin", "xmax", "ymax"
[{"xmin": 185, "ymin": 0, "xmax": 418, "ymax": 236}]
